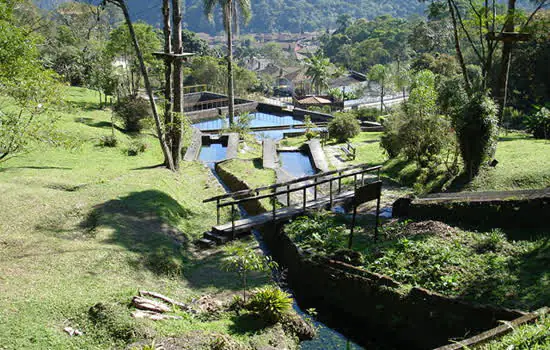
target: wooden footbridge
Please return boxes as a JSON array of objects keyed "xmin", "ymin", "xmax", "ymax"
[{"xmin": 198, "ymin": 164, "xmax": 382, "ymax": 247}]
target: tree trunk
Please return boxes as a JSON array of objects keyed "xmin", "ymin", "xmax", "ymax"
[
  {"xmin": 162, "ymin": 0, "xmax": 173, "ymax": 162},
  {"xmin": 171, "ymin": 0, "xmax": 184, "ymax": 170},
  {"xmin": 496, "ymin": 0, "xmax": 516, "ymax": 123},
  {"xmin": 112, "ymin": 0, "xmax": 175, "ymax": 170},
  {"xmin": 227, "ymin": 2, "xmax": 235, "ymax": 126},
  {"xmin": 448, "ymin": 0, "xmax": 471, "ymax": 94}
]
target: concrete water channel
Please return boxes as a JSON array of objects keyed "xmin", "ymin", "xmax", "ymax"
[{"xmin": 191, "ymin": 111, "xmax": 365, "ymax": 349}]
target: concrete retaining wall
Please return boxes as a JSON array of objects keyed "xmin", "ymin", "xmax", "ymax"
[
  {"xmin": 394, "ymin": 188, "xmax": 550, "ymax": 230},
  {"xmin": 215, "ymin": 160, "xmax": 268, "ymax": 215},
  {"xmin": 187, "ymin": 102, "xmax": 258, "ymax": 122},
  {"xmin": 260, "ymin": 225, "xmax": 525, "ymax": 349},
  {"xmin": 306, "ymin": 139, "xmax": 329, "ymax": 173}
]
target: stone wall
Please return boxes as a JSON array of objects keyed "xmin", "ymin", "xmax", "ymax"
[{"xmin": 260, "ymin": 225, "xmax": 525, "ymax": 349}]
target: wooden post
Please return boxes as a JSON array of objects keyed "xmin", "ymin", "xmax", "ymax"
[
  {"xmin": 287, "ymin": 185, "xmax": 290, "ymax": 206},
  {"xmin": 374, "ymin": 195, "xmax": 381, "ymax": 241},
  {"xmin": 216, "ymin": 199, "xmax": 220, "ymax": 225},
  {"xmin": 272, "ymin": 194, "xmax": 276, "ymax": 220},
  {"xmin": 329, "ymin": 179, "xmax": 333, "ymax": 207},
  {"xmin": 349, "ymin": 204, "xmax": 357, "ymax": 249},
  {"xmin": 303, "ymin": 187, "xmax": 306, "ymax": 212},
  {"xmin": 314, "ymin": 177, "xmax": 318, "ymax": 200},
  {"xmin": 231, "ymin": 203, "xmax": 236, "ymax": 240},
  {"xmin": 338, "ymin": 171, "xmax": 342, "ymax": 193}
]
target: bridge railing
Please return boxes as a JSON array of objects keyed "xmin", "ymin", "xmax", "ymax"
[{"xmin": 204, "ymin": 164, "xmax": 382, "ymax": 231}]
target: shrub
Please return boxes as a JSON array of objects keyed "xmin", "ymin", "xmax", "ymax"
[
  {"xmin": 285, "ymin": 211, "xmax": 348, "ymax": 254},
  {"xmin": 114, "ymin": 97, "xmax": 151, "ymax": 133},
  {"xmin": 379, "ymin": 113, "xmax": 403, "ymax": 158},
  {"xmin": 525, "ymin": 106, "xmax": 550, "ymax": 139},
  {"xmin": 502, "ymin": 107, "xmax": 527, "ymax": 130},
  {"xmin": 327, "ymin": 112, "xmax": 361, "ymax": 143},
  {"xmin": 354, "ymin": 107, "xmax": 382, "ymax": 122},
  {"xmin": 246, "ymin": 286, "xmax": 293, "ymax": 324},
  {"xmin": 127, "ymin": 139, "xmax": 148, "ymax": 156},
  {"xmin": 99, "ymin": 135, "xmax": 118, "ymax": 148},
  {"xmin": 455, "ymin": 92, "xmax": 499, "ymax": 178}
]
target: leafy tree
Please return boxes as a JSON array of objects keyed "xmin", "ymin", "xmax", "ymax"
[
  {"xmin": 203, "ymin": 0, "xmax": 252, "ymax": 126},
  {"xmin": 305, "ymin": 55, "xmax": 331, "ymax": 95},
  {"xmin": 220, "ymin": 242, "xmax": 277, "ymax": 302},
  {"xmin": 105, "ymin": 0, "xmax": 176, "ymax": 170},
  {"xmin": 328, "ymin": 112, "xmax": 361, "ymax": 143},
  {"xmin": 368, "ymin": 64, "xmax": 390, "ymax": 111},
  {"xmin": 455, "ymin": 92, "xmax": 499, "ymax": 179},
  {"xmin": 184, "ymin": 56, "xmax": 259, "ymax": 96},
  {"xmin": 0, "ymin": 0, "xmax": 62, "ymax": 163},
  {"xmin": 106, "ymin": 22, "xmax": 162, "ymax": 98},
  {"xmin": 381, "ymin": 70, "xmax": 454, "ymax": 168}
]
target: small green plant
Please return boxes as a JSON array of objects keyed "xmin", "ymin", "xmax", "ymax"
[
  {"xmin": 127, "ymin": 139, "xmax": 148, "ymax": 156},
  {"xmin": 225, "ymin": 113, "xmax": 253, "ymax": 137},
  {"xmin": 246, "ymin": 285, "xmax": 293, "ymax": 324},
  {"xmin": 228, "ymin": 294, "xmax": 245, "ymax": 314},
  {"xmin": 284, "ymin": 211, "xmax": 348, "ymax": 254},
  {"xmin": 327, "ymin": 112, "xmax": 361, "ymax": 143},
  {"xmin": 303, "ymin": 116, "xmax": 318, "ymax": 140},
  {"xmin": 220, "ymin": 242, "xmax": 278, "ymax": 302},
  {"xmin": 475, "ymin": 229, "xmax": 507, "ymax": 253},
  {"xmin": 99, "ymin": 135, "xmax": 118, "ymax": 148}
]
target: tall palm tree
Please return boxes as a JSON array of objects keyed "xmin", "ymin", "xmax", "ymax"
[
  {"xmin": 305, "ymin": 55, "xmax": 331, "ymax": 95},
  {"xmin": 203, "ymin": 0, "xmax": 251, "ymax": 126}
]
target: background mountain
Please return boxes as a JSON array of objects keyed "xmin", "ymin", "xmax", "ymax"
[{"xmin": 34, "ymin": 0, "xmax": 427, "ymax": 34}]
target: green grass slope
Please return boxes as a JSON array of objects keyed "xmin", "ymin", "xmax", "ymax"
[{"xmin": 0, "ymin": 88, "xmax": 275, "ymax": 349}]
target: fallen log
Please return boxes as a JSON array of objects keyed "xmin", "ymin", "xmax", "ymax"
[
  {"xmin": 132, "ymin": 296, "xmax": 171, "ymax": 313},
  {"xmin": 131, "ymin": 310, "xmax": 183, "ymax": 321},
  {"xmin": 138, "ymin": 290, "xmax": 195, "ymax": 313}
]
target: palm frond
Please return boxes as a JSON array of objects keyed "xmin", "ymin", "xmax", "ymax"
[{"xmin": 203, "ymin": 0, "xmax": 218, "ymax": 21}]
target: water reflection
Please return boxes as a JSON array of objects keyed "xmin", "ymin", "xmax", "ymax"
[{"xmin": 279, "ymin": 151, "xmax": 316, "ymax": 178}]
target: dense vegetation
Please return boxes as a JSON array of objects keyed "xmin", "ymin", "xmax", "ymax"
[
  {"xmin": 284, "ymin": 212, "xmax": 550, "ymax": 312},
  {"xmin": 35, "ymin": 0, "xmax": 426, "ymax": 34}
]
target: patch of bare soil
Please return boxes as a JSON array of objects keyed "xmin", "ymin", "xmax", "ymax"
[{"xmin": 404, "ymin": 220, "xmax": 457, "ymax": 239}]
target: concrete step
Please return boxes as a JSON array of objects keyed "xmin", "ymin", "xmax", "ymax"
[
  {"xmin": 197, "ymin": 238, "xmax": 216, "ymax": 248},
  {"xmin": 204, "ymin": 231, "xmax": 232, "ymax": 244}
]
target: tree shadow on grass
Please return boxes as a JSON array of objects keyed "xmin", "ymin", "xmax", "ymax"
[
  {"xmin": 79, "ymin": 190, "xmax": 264, "ymax": 293},
  {"xmin": 75, "ymin": 117, "xmax": 126, "ymax": 133},
  {"xmin": 458, "ymin": 235, "xmax": 550, "ymax": 311},
  {"xmin": 81, "ymin": 190, "xmax": 196, "ymax": 277},
  {"xmin": 0, "ymin": 166, "xmax": 72, "ymax": 173}
]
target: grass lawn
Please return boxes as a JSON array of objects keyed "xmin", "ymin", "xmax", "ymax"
[
  {"xmin": 319, "ymin": 131, "xmax": 550, "ymax": 194},
  {"xmin": 0, "ymin": 87, "xmax": 288, "ymax": 349},
  {"xmin": 468, "ymin": 132, "xmax": 550, "ymax": 191}
]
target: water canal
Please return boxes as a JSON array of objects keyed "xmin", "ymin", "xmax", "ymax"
[{"xmin": 193, "ymin": 112, "xmax": 365, "ymax": 349}]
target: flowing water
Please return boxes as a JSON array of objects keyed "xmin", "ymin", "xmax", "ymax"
[{"xmin": 194, "ymin": 112, "xmax": 364, "ymax": 349}]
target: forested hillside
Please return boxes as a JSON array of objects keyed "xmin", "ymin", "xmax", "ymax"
[{"xmin": 35, "ymin": 0, "xmax": 426, "ymax": 33}]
